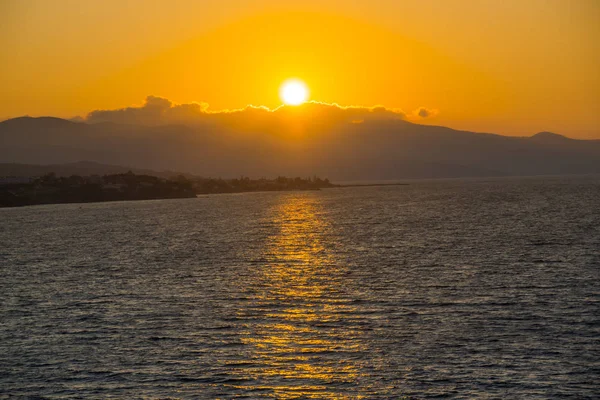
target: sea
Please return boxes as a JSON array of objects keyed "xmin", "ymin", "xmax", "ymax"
[{"xmin": 1, "ymin": 176, "xmax": 599, "ymax": 399}]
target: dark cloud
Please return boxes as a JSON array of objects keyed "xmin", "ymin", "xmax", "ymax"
[
  {"xmin": 414, "ymin": 107, "xmax": 438, "ymax": 119},
  {"xmin": 85, "ymin": 96, "xmax": 410, "ymax": 128},
  {"xmin": 69, "ymin": 116, "xmax": 85, "ymax": 123},
  {"xmin": 87, "ymin": 95, "xmax": 208, "ymax": 125}
]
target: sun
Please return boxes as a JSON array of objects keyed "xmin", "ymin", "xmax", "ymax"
[{"xmin": 280, "ymin": 79, "xmax": 309, "ymax": 105}]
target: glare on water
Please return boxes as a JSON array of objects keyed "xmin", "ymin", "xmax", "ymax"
[
  {"xmin": 1, "ymin": 176, "xmax": 599, "ymax": 398},
  {"xmin": 233, "ymin": 196, "xmax": 367, "ymax": 398}
]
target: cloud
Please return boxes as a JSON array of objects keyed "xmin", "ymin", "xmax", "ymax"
[
  {"xmin": 86, "ymin": 96, "xmax": 210, "ymax": 125},
  {"xmin": 84, "ymin": 96, "xmax": 410, "ymax": 129},
  {"xmin": 69, "ymin": 116, "xmax": 85, "ymax": 123},
  {"xmin": 413, "ymin": 107, "xmax": 439, "ymax": 119}
]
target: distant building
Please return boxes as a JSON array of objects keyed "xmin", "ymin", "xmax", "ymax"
[
  {"xmin": 0, "ymin": 176, "xmax": 33, "ymax": 185},
  {"xmin": 102, "ymin": 183, "xmax": 126, "ymax": 191}
]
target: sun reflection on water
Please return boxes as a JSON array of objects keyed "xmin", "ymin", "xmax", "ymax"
[{"xmin": 231, "ymin": 194, "xmax": 368, "ymax": 398}]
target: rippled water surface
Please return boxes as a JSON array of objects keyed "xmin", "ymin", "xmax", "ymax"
[{"xmin": 1, "ymin": 176, "xmax": 599, "ymax": 399}]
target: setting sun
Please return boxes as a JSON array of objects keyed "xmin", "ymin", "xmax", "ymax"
[
  {"xmin": 2, "ymin": 2, "xmax": 599, "ymax": 399},
  {"xmin": 280, "ymin": 79, "xmax": 309, "ymax": 106}
]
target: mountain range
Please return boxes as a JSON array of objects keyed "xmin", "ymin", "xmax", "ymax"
[{"xmin": 1, "ymin": 116, "xmax": 598, "ymax": 181}]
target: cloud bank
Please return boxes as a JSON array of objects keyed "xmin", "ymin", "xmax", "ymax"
[
  {"xmin": 84, "ymin": 96, "xmax": 437, "ymax": 128},
  {"xmin": 414, "ymin": 107, "xmax": 439, "ymax": 119},
  {"xmin": 86, "ymin": 96, "xmax": 210, "ymax": 125}
]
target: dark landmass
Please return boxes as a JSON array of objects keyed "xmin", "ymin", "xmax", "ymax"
[
  {"xmin": 338, "ymin": 182, "xmax": 409, "ymax": 188},
  {"xmin": 0, "ymin": 173, "xmax": 337, "ymax": 207},
  {"xmin": 194, "ymin": 176, "xmax": 336, "ymax": 194},
  {"xmin": 0, "ymin": 172, "xmax": 196, "ymax": 208},
  {"xmin": 1, "ymin": 115, "xmax": 599, "ymax": 180}
]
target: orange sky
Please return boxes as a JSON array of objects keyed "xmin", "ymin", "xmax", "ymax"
[{"xmin": 1, "ymin": 0, "xmax": 599, "ymax": 138}]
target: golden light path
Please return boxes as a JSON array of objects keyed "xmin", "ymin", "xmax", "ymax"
[
  {"xmin": 280, "ymin": 79, "xmax": 309, "ymax": 106},
  {"xmin": 228, "ymin": 194, "xmax": 372, "ymax": 398}
]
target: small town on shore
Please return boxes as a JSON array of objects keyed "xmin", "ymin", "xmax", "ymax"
[{"xmin": 0, "ymin": 172, "xmax": 337, "ymax": 207}]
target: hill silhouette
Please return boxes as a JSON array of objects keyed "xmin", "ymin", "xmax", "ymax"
[
  {"xmin": 1, "ymin": 115, "xmax": 598, "ymax": 180},
  {"xmin": 529, "ymin": 131, "xmax": 573, "ymax": 143}
]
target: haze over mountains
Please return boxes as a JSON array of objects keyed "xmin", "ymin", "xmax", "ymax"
[{"xmin": 1, "ymin": 100, "xmax": 599, "ymax": 181}]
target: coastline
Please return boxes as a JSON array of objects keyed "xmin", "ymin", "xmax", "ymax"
[{"xmin": 0, "ymin": 182, "xmax": 412, "ymax": 208}]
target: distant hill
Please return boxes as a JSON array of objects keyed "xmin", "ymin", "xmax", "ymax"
[
  {"xmin": 528, "ymin": 131, "xmax": 574, "ymax": 144},
  {"xmin": 1, "ymin": 116, "xmax": 599, "ymax": 180},
  {"xmin": 0, "ymin": 161, "xmax": 193, "ymax": 179}
]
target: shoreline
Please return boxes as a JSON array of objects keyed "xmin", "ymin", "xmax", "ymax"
[
  {"xmin": 0, "ymin": 182, "xmax": 412, "ymax": 208},
  {"xmin": 336, "ymin": 183, "xmax": 409, "ymax": 188}
]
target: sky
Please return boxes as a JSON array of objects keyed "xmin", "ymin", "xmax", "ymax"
[{"xmin": 1, "ymin": 0, "xmax": 599, "ymax": 138}]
